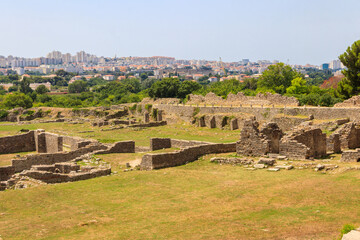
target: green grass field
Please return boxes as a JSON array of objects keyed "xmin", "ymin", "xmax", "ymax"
[
  {"xmin": 0, "ymin": 156, "xmax": 359, "ymax": 239},
  {"xmin": 0, "ymin": 123, "xmax": 359, "ymax": 239}
]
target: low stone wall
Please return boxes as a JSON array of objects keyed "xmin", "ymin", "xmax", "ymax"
[
  {"xmin": 140, "ymin": 142, "xmax": 236, "ymax": 170},
  {"xmin": 170, "ymin": 139, "xmax": 211, "ymax": 148},
  {"xmin": 187, "ymin": 92, "xmax": 299, "ymax": 106},
  {"xmin": 341, "ymin": 149, "xmax": 360, "ymax": 162},
  {"xmin": 0, "ymin": 166, "xmax": 15, "ymax": 181},
  {"xmin": 150, "ymin": 138, "xmax": 171, "ymax": 151},
  {"xmin": 128, "ymin": 121, "xmax": 167, "ymax": 128},
  {"xmin": 154, "ymin": 104, "xmax": 360, "ymax": 123},
  {"xmin": 12, "ymin": 144, "xmax": 108, "ymax": 172},
  {"xmin": 0, "ymin": 131, "xmax": 36, "ymax": 154},
  {"xmin": 150, "ymin": 138, "xmax": 212, "ymax": 151},
  {"xmin": 97, "ymin": 141, "xmax": 135, "ymax": 154},
  {"xmin": 62, "ymin": 136, "xmax": 94, "ymax": 151},
  {"xmin": 20, "ymin": 168, "xmax": 111, "ymax": 184}
]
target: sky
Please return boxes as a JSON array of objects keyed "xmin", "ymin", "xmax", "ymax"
[{"xmin": 1, "ymin": 0, "xmax": 360, "ymax": 65}]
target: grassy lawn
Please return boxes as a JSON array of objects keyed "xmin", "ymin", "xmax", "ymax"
[
  {"xmin": 0, "ymin": 123, "xmax": 359, "ymax": 239},
  {"xmin": 0, "ymin": 122, "xmax": 240, "ymax": 146},
  {"xmin": 0, "ymin": 155, "xmax": 359, "ymax": 239}
]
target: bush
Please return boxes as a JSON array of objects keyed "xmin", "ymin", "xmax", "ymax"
[
  {"xmin": 3, "ymin": 92, "xmax": 33, "ymax": 109},
  {"xmin": 0, "ymin": 109, "xmax": 8, "ymax": 119}
]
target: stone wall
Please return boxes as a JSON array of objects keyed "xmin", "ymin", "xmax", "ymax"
[
  {"xmin": 327, "ymin": 134, "xmax": 341, "ymax": 153},
  {"xmin": 0, "ymin": 131, "xmax": 36, "ymax": 154},
  {"xmin": 97, "ymin": 141, "xmax": 135, "ymax": 154},
  {"xmin": 279, "ymin": 127, "xmax": 327, "ymax": 160},
  {"xmin": 187, "ymin": 92, "xmax": 299, "ymax": 106},
  {"xmin": 334, "ymin": 95, "xmax": 360, "ymax": 108},
  {"xmin": 236, "ymin": 120, "xmax": 271, "ymax": 156},
  {"xmin": 128, "ymin": 121, "xmax": 167, "ymax": 128},
  {"xmin": 170, "ymin": 139, "xmax": 212, "ymax": 148},
  {"xmin": 341, "ymin": 149, "xmax": 360, "ymax": 162},
  {"xmin": 20, "ymin": 167, "xmax": 111, "ymax": 184},
  {"xmin": 260, "ymin": 122, "xmax": 283, "ymax": 153},
  {"xmin": 12, "ymin": 143, "xmax": 108, "ymax": 172},
  {"xmin": 150, "ymin": 138, "xmax": 171, "ymax": 151},
  {"xmin": 62, "ymin": 136, "xmax": 94, "ymax": 151},
  {"xmin": 153, "ymin": 104, "xmax": 360, "ymax": 124},
  {"xmin": 140, "ymin": 142, "xmax": 236, "ymax": 170},
  {"xmin": 37, "ymin": 132, "xmax": 63, "ymax": 153},
  {"xmin": 332, "ymin": 122, "xmax": 360, "ymax": 149},
  {"xmin": 0, "ymin": 166, "xmax": 15, "ymax": 181}
]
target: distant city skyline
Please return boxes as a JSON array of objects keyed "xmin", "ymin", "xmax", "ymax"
[{"xmin": 1, "ymin": 0, "xmax": 360, "ymax": 65}]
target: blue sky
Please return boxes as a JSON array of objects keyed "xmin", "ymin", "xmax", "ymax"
[{"xmin": 1, "ymin": 0, "xmax": 360, "ymax": 64}]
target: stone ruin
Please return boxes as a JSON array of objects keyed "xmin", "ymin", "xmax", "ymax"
[
  {"xmin": 0, "ymin": 130, "xmax": 138, "ymax": 191},
  {"xmin": 236, "ymin": 119, "xmax": 329, "ymax": 160},
  {"xmin": 236, "ymin": 120, "xmax": 283, "ymax": 156},
  {"xmin": 331, "ymin": 122, "xmax": 360, "ymax": 149},
  {"xmin": 187, "ymin": 92, "xmax": 299, "ymax": 106},
  {"xmin": 334, "ymin": 95, "xmax": 360, "ymax": 108},
  {"xmin": 279, "ymin": 126, "xmax": 327, "ymax": 160},
  {"xmin": 91, "ymin": 107, "xmax": 167, "ymax": 129}
]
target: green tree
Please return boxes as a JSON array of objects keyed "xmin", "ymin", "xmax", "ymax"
[
  {"xmin": 0, "ymin": 86, "xmax": 6, "ymax": 95},
  {"xmin": 8, "ymin": 85, "xmax": 18, "ymax": 92},
  {"xmin": 148, "ymin": 78, "xmax": 180, "ymax": 98},
  {"xmin": 3, "ymin": 92, "xmax": 33, "ymax": 109},
  {"xmin": 19, "ymin": 78, "xmax": 33, "ymax": 94},
  {"xmin": 68, "ymin": 80, "xmax": 88, "ymax": 93},
  {"xmin": 257, "ymin": 63, "xmax": 302, "ymax": 94},
  {"xmin": 338, "ymin": 40, "xmax": 360, "ymax": 97},
  {"xmin": 286, "ymin": 77, "xmax": 309, "ymax": 95},
  {"xmin": 178, "ymin": 81, "xmax": 202, "ymax": 99},
  {"xmin": 35, "ymin": 85, "xmax": 50, "ymax": 94},
  {"xmin": 55, "ymin": 69, "xmax": 70, "ymax": 78}
]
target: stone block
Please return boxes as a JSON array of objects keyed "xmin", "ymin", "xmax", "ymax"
[
  {"xmin": 254, "ymin": 164, "xmax": 266, "ymax": 169},
  {"xmin": 257, "ymin": 158, "xmax": 276, "ymax": 166},
  {"xmin": 267, "ymin": 168, "xmax": 280, "ymax": 172},
  {"xmin": 342, "ymin": 230, "xmax": 360, "ymax": 240}
]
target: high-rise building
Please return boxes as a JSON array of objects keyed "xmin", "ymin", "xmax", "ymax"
[
  {"xmin": 329, "ymin": 60, "xmax": 342, "ymax": 70},
  {"xmin": 321, "ymin": 63, "xmax": 329, "ymax": 70}
]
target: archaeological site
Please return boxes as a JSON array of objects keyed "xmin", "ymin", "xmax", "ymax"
[{"xmin": 1, "ymin": 92, "xmax": 360, "ymax": 239}]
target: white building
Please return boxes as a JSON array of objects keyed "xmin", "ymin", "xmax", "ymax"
[
  {"xmin": 330, "ymin": 60, "xmax": 342, "ymax": 70},
  {"xmin": 103, "ymin": 75, "xmax": 115, "ymax": 81},
  {"xmin": 208, "ymin": 76, "xmax": 218, "ymax": 83}
]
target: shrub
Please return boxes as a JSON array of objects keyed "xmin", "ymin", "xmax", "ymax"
[
  {"xmin": 3, "ymin": 92, "xmax": 33, "ymax": 109},
  {"xmin": 0, "ymin": 109, "xmax": 8, "ymax": 119}
]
